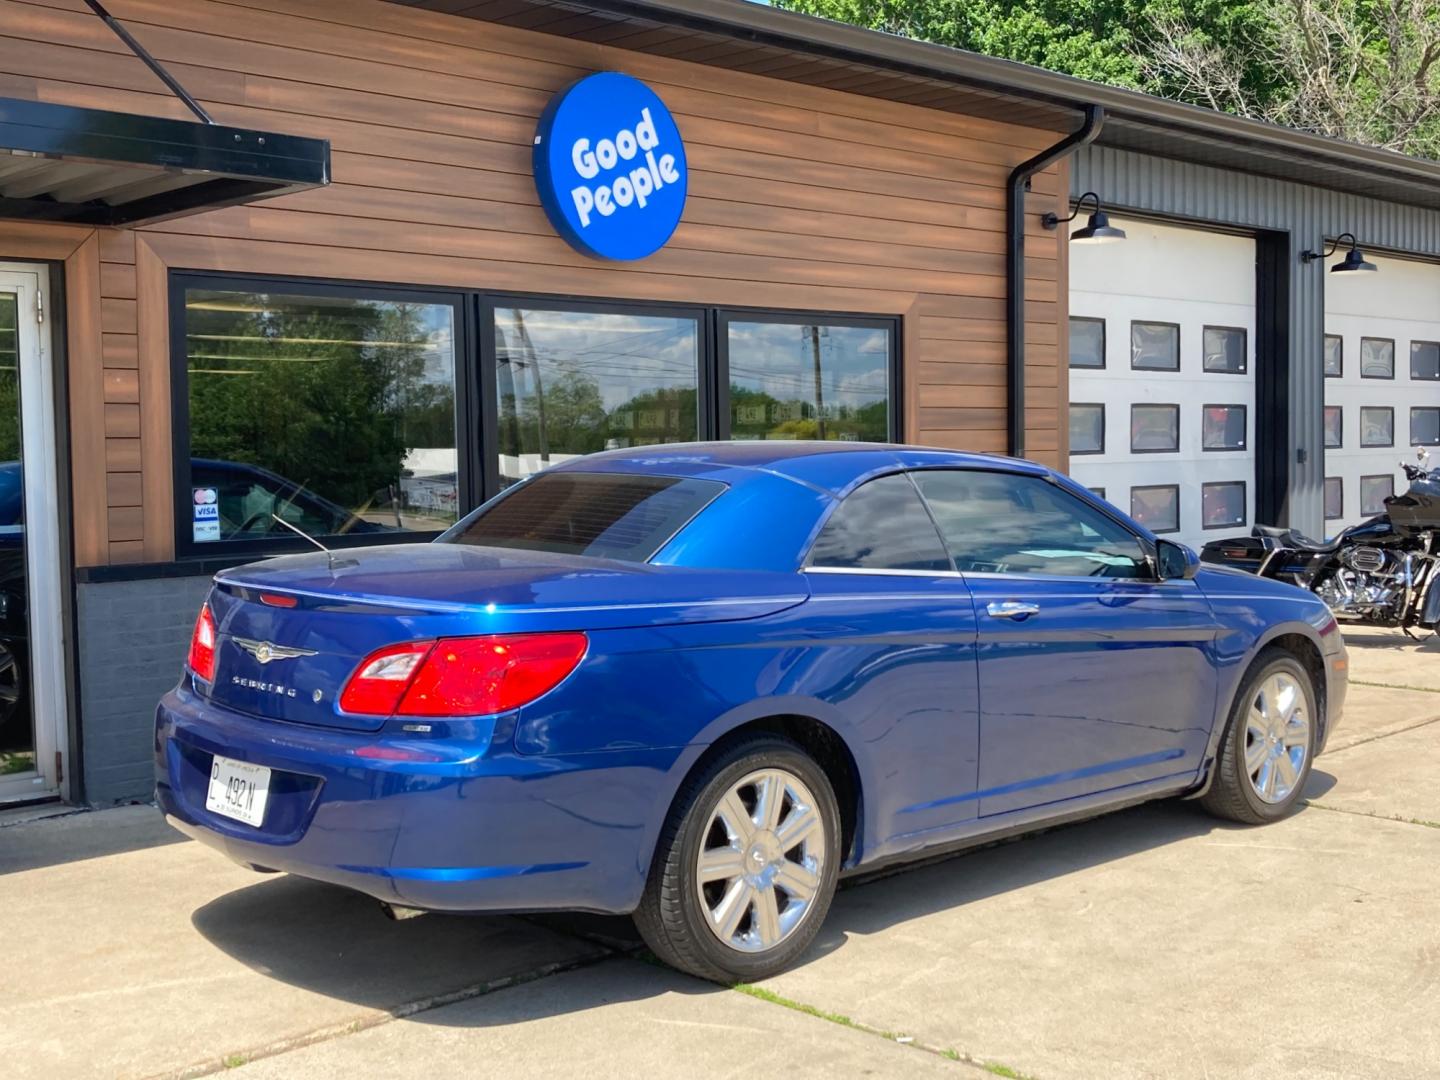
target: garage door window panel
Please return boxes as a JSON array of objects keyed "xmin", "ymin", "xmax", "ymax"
[
  {"xmin": 1360, "ymin": 338, "xmax": 1395, "ymax": 379},
  {"xmin": 1324, "ymin": 477, "xmax": 1344, "ymax": 521},
  {"xmin": 1202, "ymin": 404, "xmax": 1247, "ymax": 451},
  {"xmin": 1324, "ymin": 335, "xmax": 1343, "ymax": 378},
  {"xmin": 1360, "ymin": 406, "xmax": 1394, "ymax": 448},
  {"xmin": 1069, "ymin": 317, "xmax": 1105, "ymax": 369},
  {"xmin": 1361, "ymin": 474, "xmax": 1394, "ymax": 516},
  {"xmin": 1323, "ymin": 406, "xmax": 1343, "ymax": 449},
  {"xmin": 911, "ymin": 470, "xmax": 1150, "ymax": 579},
  {"xmin": 1131, "ymin": 484, "xmax": 1180, "ymax": 534},
  {"xmin": 807, "ymin": 473, "xmax": 951, "ymax": 573},
  {"xmin": 1131, "ymin": 404, "xmax": 1180, "ymax": 453},
  {"xmin": 1131, "ymin": 322, "xmax": 1180, "ymax": 372},
  {"xmin": 1069, "ymin": 403, "xmax": 1104, "ymax": 455},
  {"xmin": 1202, "ymin": 327, "xmax": 1247, "ymax": 374},
  {"xmin": 1412, "ymin": 407, "xmax": 1440, "ymax": 446},
  {"xmin": 1412, "ymin": 342, "xmax": 1440, "ymax": 381},
  {"xmin": 1202, "ymin": 481, "xmax": 1246, "ymax": 529}
]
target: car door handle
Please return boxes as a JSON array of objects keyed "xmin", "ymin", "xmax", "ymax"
[{"xmin": 986, "ymin": 601, "xmax": 1040, "ymax": 620}]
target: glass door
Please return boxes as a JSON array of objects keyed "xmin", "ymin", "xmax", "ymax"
[{"xmin": 0, "ymin": 265, "xmax": 64, "ymax": 802}]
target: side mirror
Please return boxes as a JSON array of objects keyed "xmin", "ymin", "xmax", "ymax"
[{"xmin": 1155, "ymin": 539, "xmax": 1200, "ymax": 581}]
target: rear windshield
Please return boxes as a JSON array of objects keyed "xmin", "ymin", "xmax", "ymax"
[{"xmin": 445, "ymin": 471, "xmax": 725, "ymax": 562}]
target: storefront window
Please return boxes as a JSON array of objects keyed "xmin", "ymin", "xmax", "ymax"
[
  {"xmin": 495, "ymin": 306, "xmax": 700, "ymax": 487},
  {"xmin": 724, "ymin": 318, "xmax": 891, "ymax": 441},
  {"xmin": 180, "ymin": 284, "xmax": 459, "ymax": 548}
]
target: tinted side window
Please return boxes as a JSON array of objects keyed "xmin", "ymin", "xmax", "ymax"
[
  {"xmin": 809, "ymin": 474, "xmax": 951, "ymax": 572},
  {"xmin": 911, "ymin": 470, "xmax": 1151, "ymax": 579}
]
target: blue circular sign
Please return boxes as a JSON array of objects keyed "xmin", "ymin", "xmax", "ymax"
[{"xmin": 533, "ymin": 72, "xmax": 688, "ymax": 262}]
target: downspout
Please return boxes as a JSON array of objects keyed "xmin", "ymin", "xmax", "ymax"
[{"xmin": 1006, "ymin": 105, "xmax": 1104, "ymax": 458}]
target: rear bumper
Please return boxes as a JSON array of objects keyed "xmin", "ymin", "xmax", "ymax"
[{"xmin": 155, "ymin": 684, "xmax": 690, "ymax": 914}]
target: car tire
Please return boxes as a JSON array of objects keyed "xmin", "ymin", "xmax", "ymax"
[
  {"xmin": 635, "ymin": 736, "xmax": 842, "ymax": 983},
  {"xmin": 1200, "ymin": 648, "xmax": 1318, "ymax": 825}
]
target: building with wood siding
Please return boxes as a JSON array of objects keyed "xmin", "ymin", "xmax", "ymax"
[{"xmin": 1, "ymin": 0, "xmax": 1438, "ymax": 805}]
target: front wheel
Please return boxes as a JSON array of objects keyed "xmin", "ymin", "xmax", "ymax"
[
  {"xmin": 1200, "ymin": 648, "xmax": 1317, "ymax": 824},
  {"xmin": 635, "ymin": 737, "xmax": 841, "ymax": 983}
]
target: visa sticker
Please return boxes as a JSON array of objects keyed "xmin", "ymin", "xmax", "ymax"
[{"xmin": 193, "ymin": 487, "xmax": 220, "ymax": 542}]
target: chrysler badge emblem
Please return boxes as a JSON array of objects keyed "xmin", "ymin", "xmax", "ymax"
[{"xmin": 233, "ymin": 637, "xmax": 318, "ymax": 665}]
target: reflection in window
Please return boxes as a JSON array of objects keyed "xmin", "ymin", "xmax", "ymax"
[
  {"xmin": 1323, "ymin": 406, "xmax": 1342, "ymax": 449},
  {"xmin": 1069, "ymin": 403, "xmax": 1104, "ymax": 454},
  {"xmin": 726, "ymin": 320, "xmax": 890, "ymax": 442},
  {"xmin": 1131, "ymin": 403, "xmax": 1179, "ymax": 452},
  {"xmin": 1412, "ymin": 341, "xmax": 1440, "ymax": 381},
  {"xmin": 912, "ymin": 470, "xmax": 1150, "ymax": 578},
  {"xmin": 1324, "ymin": 477, "xmax": 1343, "ymax": 520},
  {"xmin": 1069, "ymin": 317, "xmax": 1105, "ymax": 368},
  {"xmin": 1324, "ymin": 335, "xmax": 1342, "ymax": 377},
  {"xmin": 0, "ymin": 292, "xmax": 16, "ymax": 465},
  {"xmin": 1361, "ymin": 474, "xmax": 1394, "ymax": 516},
  {"xmin": 1360, "ymin": 406, "xmax": 1394, "ymax": 447},
  {"xmin": 1413, "ymin": 407, "xmax": 1440, "ymax": 446},
  {"xmin": 1089, "ymin": 487, "xmax": 1107, "ymax": 501},
  {"xmin": 1360, "ymin": 337, "xmax": 1394, "ymax": 378},
  {"xmin": 1202, "ymin": 405, "xmax": 1246, "ymax": 451},
  {"xmin": 1203, "ymin": 327, "xmax": 1246, "ymax": 373},
  {"xmin": 495, "ymin": 307, "xmax": 699, "ymax": 488},
  {"xmin": 1131, "ymin": 322, "xmax": 1179, "ymax": 371},
  {"xmin": 808, "ymin": 473, "xmax": 950, "ymax": 572},
  {"xmin": 183, "ymin": 286, "xmax": 458, "ymax": 544},
  {"xmin": 1202, "ymin": 481, "xmax": 1246, "ymax": 529},
  {"xmin": 1131, "ymin": 485, "xmax": 1180, "ymax": 534}
]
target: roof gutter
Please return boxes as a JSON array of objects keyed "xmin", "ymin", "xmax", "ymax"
[{"xmin": 1006, "ymin": 105, "xmax": 1103, "ymax": 459}]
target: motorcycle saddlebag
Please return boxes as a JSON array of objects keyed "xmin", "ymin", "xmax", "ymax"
[{"xmin": 1200, "ymin": 535, "xmax": 1268, "ymax": 571}]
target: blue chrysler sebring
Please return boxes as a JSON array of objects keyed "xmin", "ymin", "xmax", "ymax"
[{"xmin": 157, "ymin": 442, "xmax": 1346, "ymax": 981}]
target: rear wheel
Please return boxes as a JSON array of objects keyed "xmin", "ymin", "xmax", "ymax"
[
  {"xmin": 635, "ymin": 737, "xmax": 841, "ymax": 983},
  {"xmin": 1200, "ymin": 649, "xmax": 1317, "ymax": 824}
]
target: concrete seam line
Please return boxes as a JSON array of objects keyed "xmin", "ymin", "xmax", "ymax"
[
  {"xmin": 141, "ymin": 948, "xmax": 616, "ymax": 1080},
  {"xmin": 729, "ymin": 982, "xmax": 1028, "ymax": 1077},
  {"xmin": 1323, "ymin": 712, "xmax": 1440, "ymax": 754},
  {"xmin": 1349, "ymin": 679, "xmax": 1440, "ymax": 695},
  {"xmin": 1302, "ymin": 801, "xmax": 1440, "ymax": 831}
]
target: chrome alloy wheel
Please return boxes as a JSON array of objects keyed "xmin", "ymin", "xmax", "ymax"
[
  {"xmin": 696, "ymin": 768, "xmax": 826, "ymax": 954},
  {"xmin": 1244, "ymin": 672, "xmax": 1310, "ymax": 804}
]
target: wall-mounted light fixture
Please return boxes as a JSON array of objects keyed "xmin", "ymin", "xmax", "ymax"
[
  {"xmin": 1301, "ymin": 232, "xmax": 1377, "ymax": 273},
  {"xmin": 1041, "ymin": 191, "xmax": 1126, "ymax": 244}
]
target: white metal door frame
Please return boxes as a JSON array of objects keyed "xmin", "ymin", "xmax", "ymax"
[{"xmin": 0, "ymin": 263, "xmax": 68, "ymax": 802}]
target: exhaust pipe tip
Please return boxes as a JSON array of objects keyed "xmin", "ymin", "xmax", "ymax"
[{"xmin": 379, "ymin": 901, "xmax": 427, "ymax": 922}]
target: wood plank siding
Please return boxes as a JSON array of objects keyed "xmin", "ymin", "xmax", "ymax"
[{"xmin": 0, "ymin": 0, "xmax": 1068, "ymax": 565}]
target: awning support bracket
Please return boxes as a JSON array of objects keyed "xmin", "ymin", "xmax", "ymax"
[{"xmin": 81, "ymin": 0, "xmax": 214, "ymax": 125}]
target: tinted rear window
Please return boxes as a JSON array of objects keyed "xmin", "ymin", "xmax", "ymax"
[{"xmin": 446, "ymin": 471, "xmax": 724, "ymax": 561}]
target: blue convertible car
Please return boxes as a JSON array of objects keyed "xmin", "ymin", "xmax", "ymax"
[{"xmin": 157, "ymin": 442, "xmax": 1347, "ymax": 981}]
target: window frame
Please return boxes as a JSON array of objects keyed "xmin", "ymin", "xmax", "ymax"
[
  {"xmin": 1411, "ymin": 405, "xmax": 1440, "ymax": 447},
  {"xmin": 1068, "ymin": 316, "xmax": 1106, "ymax": 370},
  {"xmin": 1201, "ymin": 325, "xmax": 1248, "ymax": 375},
  {"xmin": 1201, "ymin": 480, "xmax": 1247, "ymax": 530},
  {"xmin": 1068, "ymin": 402, "xmax": 1105, "ymax": 456},
  {"xmin": 1130, "ymin": 402, "xmax": 1181, "ymax": 454},
  {"xmin": 1323, "ymin": 405, "xmax": 1343, "ymax": 449},
  {"xmin": 1323, "ymin": 334, "xmax": 1343, "ymax": 378},
  {"xmin": 171, "ymin": 271, "xmax": 904, "ymax": 560},
  {"xmin": 1412, "ymin": 341, "xmax": 1440, "ymax": 382},
  {"xmin": 1324, "ymin": 476, "xmax": 1344, "ymax": 521},
  {"xmin": 169, "ymin": 271, "xmax": 474, "ymax": 561},
  {"xmin": 1359, "ymin": 405, "xmax": 1395, "ymax": 448},
  {"xmin": 1130, "ymin": 320, "xmax": 1181, "ymax": 373},
  {"xmin": 1359, "ymin": 336, "xmax": 1396, "ymax": 380},
  {"xmin": 1201, "ymin": 403, "xmax": 1248, "ymax": 452},
  {"xmin": 1360, "ymin": 473, "xmax": 1395, "ymax": 516},
  {"xmin": 1130, "ymin": 483, "xmax": 1181, "ymax": 535}
]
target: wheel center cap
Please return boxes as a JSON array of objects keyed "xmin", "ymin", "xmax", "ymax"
[{"xmin": 747, "ymin": 831, "xmax": 782, "ymax": 871}]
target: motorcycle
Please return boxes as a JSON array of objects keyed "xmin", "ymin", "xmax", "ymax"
[{"xmin": 1201, "ymin": 447, "xmax": 1440, "ymax": 636}]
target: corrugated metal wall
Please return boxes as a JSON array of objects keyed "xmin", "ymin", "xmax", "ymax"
[{"xmin": 1074, "ymin": 144, "xmax": 1440, "ymax": 536}]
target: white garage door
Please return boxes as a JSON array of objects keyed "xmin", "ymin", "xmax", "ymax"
[
  {"xmin": 1323, "ymin": 253, "xmax": 1440, "ymax": 532},
  {"xmin": 1068, "ymin": 217, "xmax": 1256, "ymax": 548}
]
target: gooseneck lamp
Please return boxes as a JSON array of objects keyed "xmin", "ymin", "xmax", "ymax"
[
  {"xmin": 1301, "ymin": 232, "xmax": 1378, "ymax": 273},
  {"xmin": 1041, "ymin": 191, "xmax": 1127, "ymax": 244}
]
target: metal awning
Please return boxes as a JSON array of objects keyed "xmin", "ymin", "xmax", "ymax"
[{"xmin": 0, "ymin": 98, "xmax": 329, "ymax": 227}]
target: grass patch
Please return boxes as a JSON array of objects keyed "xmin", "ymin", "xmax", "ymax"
[
  {"xmin": 731, "ymin": 983, "xmax": 878, "ymax": 1033},
  {"xmin": 222, "ymin": 1054, "xmax": 248, "ymax": 1069},
  {"xmin": 983, "ymin": 1063, "xmax": 1039, "ymax": 1080}
]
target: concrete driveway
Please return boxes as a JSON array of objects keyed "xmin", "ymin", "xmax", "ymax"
[{"xmin": 2, "ymin": 628, "xmax": 1437, "ymax": 1080}]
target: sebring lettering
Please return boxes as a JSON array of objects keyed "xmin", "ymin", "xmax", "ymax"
[{"xmin": 568, "ymin": 108, "xmax": 681, "ymax": 229}]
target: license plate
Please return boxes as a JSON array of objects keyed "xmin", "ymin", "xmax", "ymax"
[{"xmin": 205, "ymin": 754, "xmax": 271, "ymax": 828}]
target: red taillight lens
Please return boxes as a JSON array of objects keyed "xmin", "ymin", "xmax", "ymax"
[
  {"xmin": 338, "ymin": 633, "xmax": 588, "ymax": 718},
  {"xmin": 187, "ymin": 603, "xmax": 217, "ymax": 683}
]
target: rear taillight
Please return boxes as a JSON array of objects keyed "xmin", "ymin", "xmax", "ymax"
[
  {"xmin": 188, "ymin": 603, "xmax": 217, "ymax": 683},
  {"xmin": 339, "ymin": 633, "xmax": 588, "ymax": 718}
]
